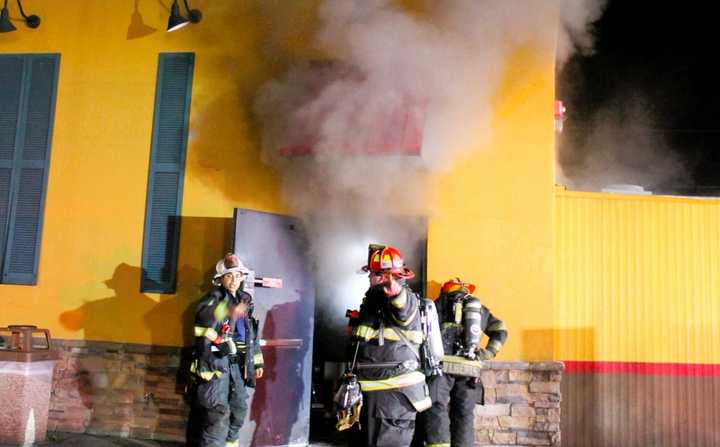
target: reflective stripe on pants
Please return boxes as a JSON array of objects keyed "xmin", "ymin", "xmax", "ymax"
[{"xmin": 358, "ymin": 370, "xmax": 426, "ymax": 392}]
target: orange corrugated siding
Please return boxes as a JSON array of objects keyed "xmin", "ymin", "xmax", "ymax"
[{"xmin": 554, "ymin": 187, "xmax": 720, "ymax": 364}]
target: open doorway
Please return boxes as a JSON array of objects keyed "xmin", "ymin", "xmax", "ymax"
[{"xmin": 309, "ymin": 216, "xmax": 428, "ymax": 444}]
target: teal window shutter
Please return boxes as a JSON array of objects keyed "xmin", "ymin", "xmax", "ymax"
[
  {"xmin": 141, "ymin": 53, "xmax": 194, "ymax": 293},
  {"xmin": 0, "ymin": 54, "xmax": 60, "ymax": 285}
]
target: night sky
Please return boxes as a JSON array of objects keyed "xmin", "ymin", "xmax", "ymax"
[{"xmin": 558, "ymin": 1, "xmax": 720, "ymax": 195}]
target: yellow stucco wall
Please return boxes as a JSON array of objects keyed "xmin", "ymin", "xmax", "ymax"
[
  {"xmin": 555, "ymin": 187, "xmax": 720, "ymax": 364},
  {"xmin": 0, "ymin": 0, "xmax": 291, "ymax": 346},
  {"xmin": 0, "ymin": 0, "xmax": 558, "ymax": 359},
  {"xmin": 428, "ymin": 47, "xmax": 557, "ymax": 361}
]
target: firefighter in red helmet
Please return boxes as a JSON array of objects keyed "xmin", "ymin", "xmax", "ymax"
[
  {"xmin": 423, "ymin": 278, "xmax": 508, "ymax": 447},
  {"xmin": 347, "ymin": 245, "xmax": 432, "ymax": 447}
]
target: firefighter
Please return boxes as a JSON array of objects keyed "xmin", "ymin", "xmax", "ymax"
[
  {"xmin": 349, "ymin": 245, "xmax": 432, "ymax": 447},
  {"xmin": 424, "ymin": 278, "xmax": 508, "ymax": 447},
  {"xmin": 191, "ymin": 253, "xmax": 265, "ymax": 447}
]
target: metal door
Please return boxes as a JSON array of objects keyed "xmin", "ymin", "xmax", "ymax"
[{"xmin": 232, "ymin": 209, "xmax": 315, "ymax": 447}]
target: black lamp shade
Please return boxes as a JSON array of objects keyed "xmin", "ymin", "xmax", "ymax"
[
  {"xmin": 25, "ymin": 14, "xmax": 40, "ymax": 28},
  {"xmin": 0, "ymin": 6, "xmax": 16, "ymax": 32},
  {"xmin": 187, "ymin": 8, "xmax": 202, "ymax": 24},
  {"xmin": 167, "ymin": 1, "xmax": 189, "ymax": 32}
]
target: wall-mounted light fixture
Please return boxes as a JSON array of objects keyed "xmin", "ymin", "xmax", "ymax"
[
  {"xmin": 17, "ymin": 0, "xmax": 40, "ymax": 28},
  {"xmin": 0, "ymin": 0, "xmax": 17, "ymax": 32},
  {"xmin": 167, "ymin": 0, "xmax": 201, "ymax": 33},
  {"xmin": 0, "ymin": 0, "xmax": 41, "ymax": 33}
]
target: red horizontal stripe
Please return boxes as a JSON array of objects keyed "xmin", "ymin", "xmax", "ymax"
[{"xmin": 563, "ymin": 361, "xmax": 720, "ymax": 377}]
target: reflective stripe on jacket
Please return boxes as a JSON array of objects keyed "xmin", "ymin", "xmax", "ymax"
[
  {"xmin": 352, "ymin": 287, "xmax": 424, "ymax": 382},
  {"xmin": 193, "ymin": 287, "xmax": 264, "ymax": 386}
]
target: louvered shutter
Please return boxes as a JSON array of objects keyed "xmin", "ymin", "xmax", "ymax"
[
  {"xmin": 141, "ymin": 53, "xmax": 194, "ymax": 293},
  {"xmin": 0, "ymin": 56, "xmax": 24, "ymax": 269},
  {"xmin": 1, "ymin": 54, "xmax": 60, "ymax": 285}
]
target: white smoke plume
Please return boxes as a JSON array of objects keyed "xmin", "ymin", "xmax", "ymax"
[
  {"xmin": 557, "ymin": 0, "xmax": 608, "ymax": 68},
  {"xmin": 253, "ymin": 0, "xmax": 606, "ymax": 357}
]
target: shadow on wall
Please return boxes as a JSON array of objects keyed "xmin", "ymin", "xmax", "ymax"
[
  {"xmin": 172, "ymin": 216, "xmax": 236, "ymax": 346},
  {"xmin": 522, "ymin": 329, "xmax": 558, "ymax": 362},
  {"xmin": 56, "ymin": 262, "xmax": 204, "ymax": 437},
  {"xmin": 59, "ymin": 263, "xmax": 202, "ymax": 347},
  {"xmin": 53, "ymin": 216, "xmax": 241, "ymax": 440},
  {"xmin": 60, "ymin": 263, "xmax": 167, "ymax": 344},
  {"xmin": 126, "ymin": 0, "xmax": 157, "ymax": 40},
  {"xmin": 58, "ymin": 216, "xmax": 235, "ymax": 347},
  {"xmin": 182, "ymin": 1, "xmax": 320, "ymax": 204}
]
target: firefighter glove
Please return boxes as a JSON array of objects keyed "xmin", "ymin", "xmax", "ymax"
[
  {"xmin": 218, "ymin": 339, "xmax": 237, "ymax": 357},
  {"xmin": 477, "ymin": 347, "xmax": 496, "ymax": 360}
]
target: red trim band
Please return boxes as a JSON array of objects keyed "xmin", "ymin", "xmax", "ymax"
[{"xmin": 564, "ymin": 361, "xmax": 720, "ymax": 377}]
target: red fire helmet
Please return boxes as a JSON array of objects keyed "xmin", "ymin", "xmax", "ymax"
[
  {"xmin": 362, "ymin": 246, "xmax": 415, "ymax": 279},
  {"xmin": 441, "ymin": 277, "xmax": 476, "ymax": 295}
]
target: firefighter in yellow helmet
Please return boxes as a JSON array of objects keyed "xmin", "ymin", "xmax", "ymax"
[
  {"xmin": 347, "ymin": 245, "xmax": 432, "ymax": 447},
  {"xmin": 423, "ymin": 278, "xmax": 508, "ymax": 447},
  {"xmin": 191, "ymin": 253, "xmax": 264, "ymax": 447}
]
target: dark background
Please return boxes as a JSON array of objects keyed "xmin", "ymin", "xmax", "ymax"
[{"xmin": 558, "ymin": 1, "xmax": 720, "ymax": 196}]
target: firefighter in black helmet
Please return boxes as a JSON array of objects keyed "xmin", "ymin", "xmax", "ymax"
[
  {"xmin": 423, "ymin": 278, "xmax": 508, "ymax": 447},
  {"xmin": 191, "ymin": 253, "xmax": 265, "ymax": 447},
  {"xmin": 348, "ymin": 245, "xmax": 432, "ymax": 447}
]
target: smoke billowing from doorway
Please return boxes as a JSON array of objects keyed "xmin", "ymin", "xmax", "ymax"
[{"xmin": 253, "ymin": 0, "xmax": 606, "ymax": 355}]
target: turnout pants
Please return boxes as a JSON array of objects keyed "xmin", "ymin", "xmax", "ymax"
[
  {"xmin": 196, "ymin": 361, "xmax": 249, "ymax": 447},
  {"xmin": 354, "ymin": 388, "xmax": 418, "ymax": 447},
  {"xmin": 424, "ymin": 374, "xmax": 478, "ymax": 447}
]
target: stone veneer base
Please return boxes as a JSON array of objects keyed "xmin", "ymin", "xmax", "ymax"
[{"xmin": 49, "ymin": 340, "xmax": 563, "ymax": 446}]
